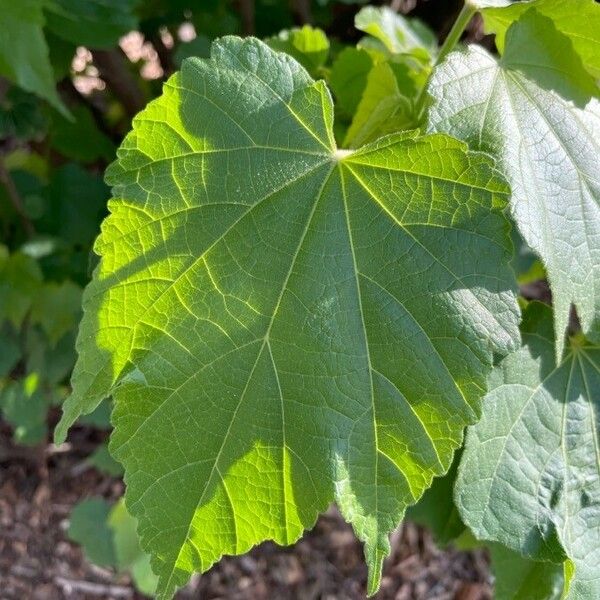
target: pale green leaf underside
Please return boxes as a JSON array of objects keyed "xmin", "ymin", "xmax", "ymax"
[
  {"xmin": 427, "ymin": 12, "xmax": 600, "ymax": 357},
  {"xmin": 456, "ymin": 302, "xmax": 600, "ymax": 599},
  {"xmin": 56, "ymin": 37, "xmax": 519, "ymax": 599}
]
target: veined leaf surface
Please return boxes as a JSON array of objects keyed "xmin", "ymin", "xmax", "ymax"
[
  {"xmin": 428, "ymin": 9, "xmax": 600, "ymax": 357},
  {"xmin": 56, "ymin": 37, "xmax": 520, "ymax": 598},
  {"xmin": 456, "ymin": 302, "xmax": 600, "ymax": 599}
]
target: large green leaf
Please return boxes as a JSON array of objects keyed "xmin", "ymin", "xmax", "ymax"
[
  {"xmin": 456, "ymin": 302, "xmax": 600, "ymax": 599},
  {"xmin": 427, "ymin": 9, "xmax": 600, "ymax": 357},
  {"xmin": 55, "ymin": 37, "xmax": 520, "ymax": 598},
  {"xmin": 0, "ymin": 0, "xmax": 66, "ymax": 114},
  {"xmin": 478, "ymin": 0, "xmax": 600, "ymax": 80}
]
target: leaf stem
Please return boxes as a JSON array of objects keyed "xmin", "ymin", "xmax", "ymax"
[
  {"xmin": 437, "ymin": 1, "xmax": 477, "ymax": 66},
  {"xmin": 415, "ymin": 0, "xmax": 477, "ymax": 121}
]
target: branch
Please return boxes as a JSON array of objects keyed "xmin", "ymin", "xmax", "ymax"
[{"xmin": 91, "ymin": 49, "xmax": 145, "ymax": 119}]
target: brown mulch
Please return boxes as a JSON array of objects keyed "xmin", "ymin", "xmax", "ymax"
[{"xmin": 0, "ymin": 425, "xmax": 492, "ymax": 600}]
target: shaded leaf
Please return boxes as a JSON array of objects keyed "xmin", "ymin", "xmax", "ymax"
[
  {"xmin": 266, "ymin": 25, "xmax": 330, "ymax": 76},
  {"xmin": 0, "ymin": 249, "xmax": 43, "ymax": 328},
  {"xmin": 68, "ymin": 498, "xmax": 116, "ymax": 567},
  {"xmin": 328, "ymin": 47, "xmax": 374, "ymax": 119},
  {"xmin": 0, "ymin": 0, "xmax": 67, "ymax": 114},
  {"xmin": 109, "ymin": 500, "xmax": 158, "ymax": 596},
  {"xmin": 0, "ymin": 374, "xmax": 48, "ymax": 445},
  {"xmin": 490, "ymin": 543, "xmax": 569, "ymax": 600},
  {"xmin": 44, "ymin": 0, "xmax": 139, "ymax": 49},
  {"xmin": 427, "ymin": 9, "xmax": 600, "ymax": 356},
  {"xmin": 479, "ymin": 0, "xmax": 600, "ymax": 80},
  {"xmin": 456, "ymin": 302, "xmax": 600, "ymax": 599}
]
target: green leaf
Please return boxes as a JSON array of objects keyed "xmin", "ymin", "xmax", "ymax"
[
  {"xmin": 109, "ymin": 500, "xmax": 158, "ymax": 596},
  {"xmin": 490, "ymin": 543, "xmax": 569, "ymax": 600},
  {"xmin": 0, "ymin": 1, "xmax": 67, "ymax": 115},
  {"xmin": 427, "ymin": 9, "xmax": 600, "ymax": 357},
  {"xmin": 68, "ymin": 498, "xmax": 116, "ymax": 567},
  {"xmin": 355, "ymin": 6, "xmax": 436, "ymax": 56},
  {"xmin": 38, "ymin": 163, "xmax": 109, "ymax": 248},
  {"xmin": 30, "ymin": 281, "xmax": 82, "ymax": 346},
  {"xmin": 56, "ymin": 37, "xmax": 520, "ymax": 599},
  {"xmin": 88, "ymin": 442, "xmax": 124, "ymax": 477},
  {"xmin": 49, "ymin": 105, "xmax": 115, "ymax": 164},
  {"xmin": 478, "ymin": 0, "xmax": 600, "ymax": 80},
  {"xmin": 266, "ymin": 25, "xmax": 330, "ymax": 76},
  {"xmin": 0, "ymin": 326, "xmax": 21, "ymax": 377},
  {"xmin": 0, "ymin": 250, "xmax": 43, "ymax": 328},
  {"xmin": 25, "ymin": 324, "xmax": 77, "ymax": 386},
  {"xmin": 174, "ymin": 36, "xmax": 212, "ymax": 67},
  {"xmin": 0, "ymin": 374, "xmax": 48, "ymax": 445},
  {"xmin": 344, "ymin": 59, "xmax": 426, "ymax": 148},
  {"xmin": 328, "ymin": 47, "xmax": 374, "ymax": 119},
  {"xmin": 44, "ymin": 0, "xmax": 139, "ymax": 49},
  {"xmin": 456, "ymin": 302, "xmax": 600, "ymax": 599},
  {"xmin": 406, "ymin": 453, "xmax": 465, "ymax": 547},
  {"xmin": 0, "ymin": 87, "xmax": 47, "ymax": 141}
]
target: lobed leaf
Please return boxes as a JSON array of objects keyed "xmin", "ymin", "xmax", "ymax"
[
  {"xmin": 56, "ymin": 37, "xmax": 520, "ymax": 598},
  {"xmin": 428, "ymin": 8, "xmax": 600, "ymax": 357},
  {"xmin": 456, "ymin": 302, "xmax": 600, "ymax": 599}
]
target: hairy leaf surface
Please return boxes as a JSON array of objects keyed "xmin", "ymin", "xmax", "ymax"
[
  {"xmin": 428, "ymin": 9, "xmax": 600, "ymax": 356},
  {"xmin": 456, "ymin": 302, "xmax": 600, "ymax": 599},
  {"xmin": 56, "ymin": 37, "xmax": 520, "ymax": 598}
]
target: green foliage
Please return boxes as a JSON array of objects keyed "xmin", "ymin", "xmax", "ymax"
[
  {"xmin": 479, "ymin": 0, "xmax": 600, "ymax": 79},
  {"xmin": 56, "ymin": 36, "xmax": 520, "ymax": 598},
  {"xmin": 0, "ymin": 0, "xmax": 597, "ymax": 597},
  {"xmin": 109, "ymin": 500, "xmax": 158, "ymax": 596},
  {"xmin": 266, "ymin": 25, "xmax": 330, "ymax": 76},
  {"xmin": 456, "ymin": 302, "xmax": 599, "ymax": 598},
  {"xmin": 490, "ymin": 544, "xmax": 570, "ymax": 600},
  {"xmin": 44, "ymin": 0, "xmax": 139, "ymax": 49},
  {"xmin": 68, "ymin": 497, "xmax": 116, "ymax": 567},
  {"xmin": 88, "ymin": 442, "xmax": 124, "ymax": 476},
  {"xmin": 0, "ymin": 1, "xmax": 67, "ymax": 114},
  {"xmin": 427, "ymin": 6, "xmax": 600, "ymax": 358},
  {"xmin": 354, "ymin": 6, "xmax": 436, "ymax": 56},
  {"xmin": 68, "ymin": 497, "xmax": 157, "ymax": 596}
]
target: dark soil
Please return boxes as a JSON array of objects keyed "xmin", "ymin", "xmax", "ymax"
[{"xmin": 1, "ymin": 424, "xmax": 492, "ymax": 600}]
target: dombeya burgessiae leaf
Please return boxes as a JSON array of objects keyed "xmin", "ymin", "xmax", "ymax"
[
  {"xmin": 55, "ymin": 37, "xmax": 520, "ymax": 598},
  {"xmin": 427, "ymin": 8, "xmax": 600, "ymax": 358},
  {"xmin": 456, "ymin": 302, "xmax": 600, "ymax": 599}
]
